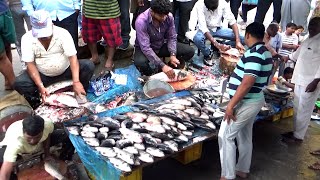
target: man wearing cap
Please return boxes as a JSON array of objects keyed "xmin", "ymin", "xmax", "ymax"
[
  {"xmin": 21, "ymin": 0, "xmax": 80, "ymax": 49},
  {"xmin": 0, "ymin": 0, "xmax": 16, "ymax": 90},
  {"xmin": 13, "ymin": 10, "xmax": 94, "ymax": 109}
]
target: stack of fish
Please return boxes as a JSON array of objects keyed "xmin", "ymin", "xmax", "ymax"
[{"xmin": 66, "ymin": 96, "xmax": 224, "ymax": 173}]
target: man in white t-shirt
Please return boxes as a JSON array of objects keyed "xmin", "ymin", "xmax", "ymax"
[
  {"xmin": 278, "ymin": 23, "xmax": 299, "ymax": 76},
  {"xmin": 13, "ymin": 10, "xmax": 94, "ymax": 109}
]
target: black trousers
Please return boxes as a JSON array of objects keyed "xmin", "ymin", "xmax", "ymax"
[
  {"xmin": 230, "ymin": 0, "xmax": 243, "ymax": 21},
  {"xmin": 13, "ymin": 60, "xmax": 94, "ymax": 109},
  {"xmin": 53, "ymin": 12, "xmax": 79, "ymax": 50},
  {"xmin": 133, "ymin": 43, "xmax": 195, "ymax": 76},
  {"xmin": 254, "ymin": 0, "xmax": 282, "ymax": 23},
  {"xmin": 174, "ymin": 0, "xmax": 197, "ymax": 40}
]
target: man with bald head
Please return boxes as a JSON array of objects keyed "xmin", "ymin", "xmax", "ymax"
[{"xmin": 282, "ymin": 17, "xmax": 320, "ymax": 143}]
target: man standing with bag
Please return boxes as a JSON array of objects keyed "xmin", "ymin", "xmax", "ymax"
[{"xmin": 219, "ymin": 22, "xmax": 273, "ymax": 180}]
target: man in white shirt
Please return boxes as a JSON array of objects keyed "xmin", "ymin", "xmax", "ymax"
[
  {"xmin": 282, "ymin": 17, "xmax": 320, "ymax": 143},
  {"xmin": 13, "ymin": 10, "xmax": 94, "ymax": 109},
  {"xmin": 191, "ymin": 0, "xmax": 244, "ymax": 66}
]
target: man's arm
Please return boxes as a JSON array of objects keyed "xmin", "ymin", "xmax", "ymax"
[
  {"xmin": 26, "ymin": 62, "xmax": 49, "ymax": 101},
  {"xmin": 0, "ymin": 161, "xmax": 14, "ymax": 180},
  {"xmin": 166, "ymin": 14, "xmax": 177, "ymax": 58},
  {"xmin": 231, "ymin": 23, "xmax": 245, "ymax": 51},
  {"xmin": 43, "ymin": 133, "xmax": 51, "ymax": 158},
  {"xmin": 68, "ymin": 55, "xmax": 86, "ymax": 96},
  {"xmin": 224, "ymin": 75, "xmax": 256, "ymax": 123}
]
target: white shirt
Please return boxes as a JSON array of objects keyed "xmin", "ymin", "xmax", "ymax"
[
  {"xmin": 290, "ymin": 33, "xmax": 320, "ymax": 86},
  {"xmin": 279, "ymin": 32, "xmax": 299, "ymax": 56},
  {"xmin": 21, "ymin": 26, "xmax": 77, "ymax": 77},
  {"xmin": 190, "ymin": 0, "xmax": 236, "ymax": 34},
  {"xmin": 0, "ymin": 120, "xmax": 54, "ymax": 162}
]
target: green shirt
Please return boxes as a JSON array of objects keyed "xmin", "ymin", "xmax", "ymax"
[{"xmin": 83, "ymin": 0, "xmax": 120, "ymax": 19}]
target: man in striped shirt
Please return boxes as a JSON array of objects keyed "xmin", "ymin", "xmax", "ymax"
[{"xmin": 219, "ymin": 22, "xmax": 273, "ymax": 180}]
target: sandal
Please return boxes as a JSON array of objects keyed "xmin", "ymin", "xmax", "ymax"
[
  {"xmin": 90, "ymin": 58, "xmax": 100, "ymax": 65},
  {"xmin": 308, "ymin": 162, "xmax": 320, "ymax": 170},
  {"xmin": 310, "ymin": 150, "xmax": 320, "ymax": 155}
]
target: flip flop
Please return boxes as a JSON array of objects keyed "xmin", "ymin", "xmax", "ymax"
[
  {"xmin": 310, "ymin": 150, "xmax": 320, "ymax": 155},
  {"xmin": 308, "ymin": 162, "xmax": 320, "ymax": 170}
]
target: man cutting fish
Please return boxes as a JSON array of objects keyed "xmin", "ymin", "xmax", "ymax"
[
  {"xmin": 133, "ymin": 0, "xmax": 194, "ymax": 79},
  {"xmin": 13, "ymin": 10, "xmax": 94, "ymax": 109},
  {"xmin": 218, "ymin": 22, "xmax": 273, "ymax": 180},
  {"xmin": 0, "ymin": 115, "xmax": 74, "ymax": 179}
]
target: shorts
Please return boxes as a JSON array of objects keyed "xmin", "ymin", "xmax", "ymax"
[
  {"xmin": 81, "ymin": 16, "xmax": 122, "ymax": 48},
  {"xmin": 0, "ymin": 10, "xmax": 16, "ymax": 53}
]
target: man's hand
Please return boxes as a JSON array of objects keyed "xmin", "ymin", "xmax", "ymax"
[
  {"xmin": 306, "ymin": 79, "xmax": 320, "ymax": 93},
  {"xmin": 224, "ymin": 105, "xmax": 236, "ymax": 125},
  {"xmin": 217, "ymin": 43, "xmax": 231, "ymax": 52},
  {"xmin": 292, "ymin": 44, "xmax": 299, "ymax": 50},
  {"xmin": 169, "ymin": 56, "xmax": 180, "ymax": 68},
  {"xmin": 236, "ymin": 41, "xmax": 245, "ymax": 53},
  {"xmin": 0, "ymin": 161, "xmax": 14, "ymax": 180},
  {"xmin": 138, "ymin": 0, "xmax": 144, "ymax": 6},
  {"xmin": 162, "ymin": 65, "xmax": 175, "ymax": 79},
  {"xmin": 39, "ymin": 86, "xmax": 49, "ymax": 102},
  {"xmin": 73, "ymin": 81, "xmax": 86, "ymax": 96},
  {"xmin": 281, "ymin": 56, "xmax": 289, "ymax": 63}
]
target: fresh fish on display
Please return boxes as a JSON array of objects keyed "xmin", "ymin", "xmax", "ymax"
[
  {"xmin": 45, "ymin": 92, "xmax": 79, "ymax": 108},
  {"xmin": 82, "ymin": 125, "xmax": 99, "ymax": 133},
  {"xmin": 138, "ymin": 151, "xmax": 154, "ymax": 163},
  {"xmin": 80, "ymin": 131, "xmax": 96, "ymax": 138},
  {"xmin": 96, "ymin": 132, "xmax": 108, "ymax": 140},
  {"xmin": 170, "ymin": 126, "xmax": 180, "ymax": 136},
  {"xmin": 146, "ymin": 115, "xmax": 162, "ymax": 125},
  {"xmin": 113, "ymin": 114, "xmax": 129, "ymax": 121},
  {"xmin": 131, "ymin": 127, "xmax": 149, "ymax": 133},
  {"xmin": 149, "ymin": 132, "xmax": 171, "ymax": 141},
  {"xmin": 205, "ymin": 121, "xmax": 216, "ymax": 130},
  {"xmin": 185, "ymin": 108, "xmax": 201, "ymax": 117},
  {"xmin": 163, "ymin": 141, "xmax": 179, "ymax": 152},
  {"xmin": 116, "ymin": 139, "xmax": 134, "ymax": 149},
  {"xmin": 83, "ymin": 137, "xmax": 100, "ymax": 147},
  {"xmin": 109, "ymin": 158, "xmax": 132, "ymax": 173},
  {"xmin": 194, "ymin": 123, "xmax": 215, "ymax": 132},
  {"xmin": 119, "ymin": 128, "xmax": 143, "ymax": 143},
  {"xmin": 154, "ymin": 137, "xmax": 162, "ymax": 144},
  {"xmin": 44, "ymin": 160, "xmax": 67, "ymax": 180},
  {"xmin": 146, "ymin": 147, "xmax": 165, "ymax": 158},
  {"xmin": 191, "ymin": 117, "xmax": 207, "ymax": 124},
  {"xmin": 131, "ymin": 123, "xmax": 142, "ymax": 129},
  {"xmin": 134, "ymin": 158, "xmax": 141, "ymax": 166},
  {"xmin": 162, "ymin": 123, "xmax": 172, "ymax": 131},
  {"xmin": 157, "ymin": 109, "xmax": 175, "ymax": 114},
  {"xmin": 100, "ymin": 139, "xmax": 116, "ymax": 147},
  {"xmin": 123, "ymin": 146, "xmax": 139, "ymax": 155},
  {"xmin": 108, "ymin": 135, "xmax": 122, "ymax": 141},
  {"xmin": 88, "ymin": 114, "xmax": 99, "ymax": 121},
  {"xmin": 141, "ymin": 134, "xmax": 158, "ymax": 147},
  {"xmin": 175, "ymin": 110, "xmax": 191, "ymax": 121},
  {"xmin": 95, "ymin": 147, "xmax": 117, "ymax": 158},
  {"xmin": 109, "ymin": 130, "xmax": 121, "ymax": 136},
  {"xmin": 127, "ymin": 112, "xmax": 148, "ymax": 123},
  {"xmin": 199, "ymin": 112, "xmax": 210, "ymax": 120},
  {"xmin": 159, "ymin": 116, "xmax": 176, "ymax": 126},
  {"xmin": 66, "ymin": 126, "xmax": 80, "ymax": 136},
  {"xmin": 134, "ymin": 143, "xmax": 146, "ymax": 150},
  {"xmin": 182, "ymin": 131, "xmax": 193, "ymax": 137},
  {"xmin": 113, "ymin": 147, "xmax": 135, "ymax": 165},
  {"xmin": 176, "ymin": 122, "xmax": 187, "ymax": 131},
  {"xmin": 170, "ymin": 99, "xmax": 192, "ymax": 106},
  {"xmin": 157, "ymin": 143, "xmax": 174, "ymax": 154},
  {"xmin": 175, "ymin": 134, "xmax": 189, "ymax": 142},
  {"xmin": 182, "ymin": 121, "xmax": 195, "ymax": 130},
  {"xmin": 156, "ymin": 104, "xmax": 186, "ymax": 111},
  {"xmin": 97, "ymin": 117, "xmax": 120, "ymax": 129},
  {"xmin": 99, "ymin": 127, "xmax": 109, "ymax": 133},
  {"xmin": 185, "ymin": 97, "xmax": 202, "ymax": 109},
  {"xmin": 121, "ymin": 119, "xmax": 134, "ymax": 128},
  {"xmin": 149, "ymin": 69, "xmax": 188, "ymax": 82},
  {"xmin": 145, "ymin": 124, "xmax": 166, "ymax": 134},
  {"xmin": 86, "ymin": 122, "xmax": 104, "ymax": 128},
  {"xmin": 204, "ymin": 105, "xmax": 216, "ymax": 114}
]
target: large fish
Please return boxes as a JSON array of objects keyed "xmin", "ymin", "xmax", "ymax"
[
  {"xmin": 163, "ymin": 140, "xmax": 179, "ymax": 152},
  {"xmin": 134, "ymin": 143, "xmax": 146, "ymax": 150},
  {"xmin": 170, "ymin": 99, "xmax": 192, "ymax": 106},
  {"xmin": 45, "ymin": 92, "xmax": 79, "ymax": 108},
  {"xmin": 100, "ymin": 139, "xmax": 116, "ymax": 147},
  {"xmin": 82, "ymin": 125, "xmax": 99, "ymax": 133},
  {"xmin": 81, "ymin": 130, "xmax": 96, "ymax": 138},
  {"xmin": 119, "ymin": 128, "xmax": 143, "ymax": 143},
  {"xmin": 113, "ymin": 147, "xmax": 135, "ymax": 165},
  {"xmin": 116, "ymin": 139, "xmax": 134, "ymax": 149},
  {"xmin": 66, "ymin": 126, "xmax": 80, "ymax": 136},
  {"xmin": 44, "ymin": 160, "xmax": 67, "ymax": 180},
  {"xmin": 138, "ymin": 151, "xmax": 154, "ymax": 163},
  {"xmin": 96, "ymin": 117, "xmax": 120, "ymax": 129},
  {"xmin": 123, "ymin": 146, "xmax": 139, "ymax": 155},
  {"xmin": 149, "ymin": 69, "xmax": 188, "ymax": 82},
  {"xmin": 126, "ymin": 112, "xmax": 148, "ymax": 123},
  {"xmin": 157, "ymin": 143, "xmax": 174, "ymax": 154},
  {"xmin": 159, "ymin": 116, "xmax": 176, "ymax": 126},
  {"xmin": 146, "ymin": 147, "xmax": 165, "ymax": 158},
  {"xmin": 146, "ymin": 115, "xmax": 162, "ymax": 125},
  {"xmin": 83, "ymin": 137, "xmax": 100, "ymax": 147},
  {"xmin": 95, "ymin": 147, "xmax": 117, "ymax": 158},
  {"xmin": 109, "ymin": 158, "xmax": 132, "ymax": 172},
  {"xmin": 156, "ymin": 104, "xmax": 186, "ymax": 111}
]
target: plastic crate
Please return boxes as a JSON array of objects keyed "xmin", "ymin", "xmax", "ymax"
[
  {"xmin": 120, "ymin": 168, "xmax": 142, "ymax": 180},
  {"xmin": 281, "ymin": 108, "xmax": 294, "ymax": 118},
  {"xmin": 175, "ymin": 142, "xmax": 203, "ymax": 165},
  {"xmin": 272, "ymin": 113, "xmax": 281, "ymax": 122}
]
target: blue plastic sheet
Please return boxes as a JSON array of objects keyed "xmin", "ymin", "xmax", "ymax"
[{"xmin": 87, "ymin": 65, "xmax": 142, "ymax": 104}]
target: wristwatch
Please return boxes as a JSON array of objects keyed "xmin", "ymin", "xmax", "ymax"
[{"xmin": 170, "ymin": 52, "xmax": 176, "ymax": 56}]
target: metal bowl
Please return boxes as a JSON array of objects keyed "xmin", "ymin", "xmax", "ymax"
[{"xmin": 143, "ymin": 79, "xmax": 175, "ymax": 98}]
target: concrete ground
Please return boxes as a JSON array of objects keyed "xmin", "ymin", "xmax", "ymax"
[{"xmin": 1, "ymin": 3, "xmax": 320, "ymax": 180}]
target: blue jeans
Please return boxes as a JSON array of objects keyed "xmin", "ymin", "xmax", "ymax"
[
  {"xmin": 193, "ymin": 28, "xmax": 245, "ymax": 57},
  {"xmin": 117, "ymin": 0, "xmax": 131, "ymax": 44}
]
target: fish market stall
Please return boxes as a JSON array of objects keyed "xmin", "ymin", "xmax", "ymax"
[{"xmin": 64, "ymin": 90, "xmax": 225, "ymax": 180}]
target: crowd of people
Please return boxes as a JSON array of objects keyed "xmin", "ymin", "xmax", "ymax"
[{"xmin": 0, "ymin": 0, "xmax": 320, "ymax": 179}]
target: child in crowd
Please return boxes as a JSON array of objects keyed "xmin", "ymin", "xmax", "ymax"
[
  {"xmin": 277, "ymin": 67, "xmax": 294, "ymax": 89},
  {"xmin": 295, "ymin": 25, "xmax": 305, "ymax": 43},
  {"xmin": 278, "ymin": 23, "xmax": 299, "ymax": 76}
]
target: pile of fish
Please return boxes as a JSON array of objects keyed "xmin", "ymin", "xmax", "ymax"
[{"xmin": 66, "ymin": 95, "xmax": 225, "ymax": 173}]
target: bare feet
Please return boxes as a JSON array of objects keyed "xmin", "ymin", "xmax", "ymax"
[
  {"xmin": 90, "ymin": 57, "xmax": 100, "ymax": 65},
  {"xmin": 236, "ymin": 171, "xmax": 248, "ymax": 178}
]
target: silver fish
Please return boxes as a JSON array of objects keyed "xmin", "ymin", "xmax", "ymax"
[
  {"xmin": 182, "ymin": 131, "xmax": 193, "ymax": 137},
  {"xmin": 100, "ymin": 139, "xmax": 116, "ymax": 147},
  {"xmin": 127, "ymin": 112, "xmax": 148, "ymax": 123},
  {"xmin": 171, "ymin": 99, "xmax": 192, "ymax": 106},
  {"xmin": 163, "ymin": 140, "xmax": 179, "ymax": 152},
  {"xmin": 82, "ymin": 125, "xmax": 99, "ymax": 133},
  {"xmin": 119, "ymin": 128, "xmax": 143, "ymax": 143},
  {"xmin": 175, "ymin": 110, "xmax": 191, "ymax": 121},
  {"xmin": 176, "ymin": 122, "xmax": 187, "ymax": 131},
  {"xmin": 146, "ymin": 147, "xmax": 165, "ymax": 158},
  {"xmin": 159, "ymin": 116, "xmax": 176, "ymax": 126},
  {"xmin": 123, "ymin": 146, "xmax": 139, "ymax": 155},
  {"xmin": 44, "ymin": 160, "xmax": 67, "ymax": 180},
  {"xmin": 80, "ymin": 131, "xmax": 96, "ymax": 138},
  {"xmin": 157, "ymin": 109, "xmax": 175, "ymax": 114},
  {"xmin": 95, "ymin": 147, "xmax": 116, "ymax": 158},
  {"xmin": 199, "ymin": 112, "xmax": 210, "ymax": 120},
  {"xmin": 116, "ymin": 139, "xmax": 134, "ymax": 149},
  {"xmin": 83, "ymin": 137, "xmax": 100, "ymax": 147},
  {"xmin": 134, "ymin": 158, "xmax": 141, "ymax": 166},
  {"xmin": 67, "ymin": 126, "xmax": 80, "ymax": 136},
  {"xmin": 134, "ymin": 143, "xmax": 146, "ymax": 150},
  {"xmin": 138, "ymin": 151, "xmax": 154, "ymax": 163},
  {"xmin": 109, "ymin": 157, "xmax": 132, "ymax": 172},
  {"xmin": 113, "ymin": 147, "xmax": 135, "ymax": 165},
  {"xmin": 176, "ymin": 134, "xmax": 188, "ymax": 142},
  {"xmin": 205, "ymin": 121, "xmax": 216, "ymax": 130},
  {"xmin": 156, "ymin": 104, "xmax": 186, "ymax": 111},
  {"xmin": 162, "ymin": 123, "xmax": 172, "ymax": 131},
  {"xmin": 145, "ymin": 124, "xmax": 166, "ymax": 134},
  {"xmin": 146, "ymin": 115, "xmax": 162, "ymax": 125}
]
